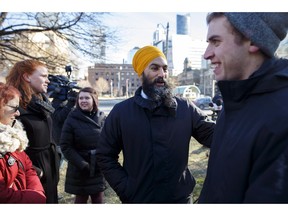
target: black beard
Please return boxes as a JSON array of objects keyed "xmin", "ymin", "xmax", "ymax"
[{"xmin": 142, "ymin": 75, "xmax": 175, "ymax": 108}]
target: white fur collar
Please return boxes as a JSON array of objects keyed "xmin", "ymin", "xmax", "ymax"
[{"xmin": 0, "ymin": 120, "xmax": 29, "ymax": 154}]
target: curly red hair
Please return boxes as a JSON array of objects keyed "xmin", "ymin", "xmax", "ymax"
[{"xmin": 0, "ymin": 82, "xmax": 21, "ymax": 110}]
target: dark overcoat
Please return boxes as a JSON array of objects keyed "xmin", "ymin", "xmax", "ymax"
[
  {"xmin": 60, "ymin": 108, "xmax": 106, "ymax": 195},
  {"xmin": 18, "ymin": 95, "xmax": 60, "ymax": 203},
  {"xmin": 96, "ymin": 87, "xmax": 215, "ymax": 203},
  {"xmin": 199, "ymin": 58, "xmax": 288, "ymax": 203}
]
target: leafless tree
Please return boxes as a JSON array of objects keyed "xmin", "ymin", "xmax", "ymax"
[
  {"xmin": 94, "ymin": 77, "xmax": 109, "ymax": 96},
  {"xmin": 0, "ymin": 12, "xmax": 118, "ymax": 75}
]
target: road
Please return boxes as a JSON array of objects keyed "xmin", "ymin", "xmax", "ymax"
[
  {"xmin": 99, "ymin": 97, "xmax": 213, "ymax": 116},
  {"xmin": 99, "ymin": 98, "xmax": 125, "ymax": 115}
]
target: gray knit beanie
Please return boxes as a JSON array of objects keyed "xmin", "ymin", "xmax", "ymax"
[{"xmin": 224, "ymin": 12, "xmax": 288, "ymax": 57}]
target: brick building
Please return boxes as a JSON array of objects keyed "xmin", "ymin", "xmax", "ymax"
[{"xmin": 88, "ymin": 63, "xmax": 141, "ymax": 97}]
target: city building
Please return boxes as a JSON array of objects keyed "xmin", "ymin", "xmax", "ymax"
[
  {"xmin": 152, "ymin": 13, "xmax": 208, "ymax": 77},
  {"xmin": 87, "ymin": 63, "xmax": 141, "ymax": 97},
  {"xmin": 176, "ymin": 14, "xmax": 190, "ymax": 35},
  {"xmin": 168, "ymin": 35, "xmax": 207, "ymax": 76},
  {"xmin": 126, "ymin": 47, "xmax": 140, "ymax": 64}
]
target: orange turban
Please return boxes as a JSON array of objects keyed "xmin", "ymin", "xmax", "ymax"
[{"xmin": 132, "ymin": 45, "xmax": 166, "ymax": 77}]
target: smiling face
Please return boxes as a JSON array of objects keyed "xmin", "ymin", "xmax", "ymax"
[
  {"xmin": 0, "ymin": 96, "xmax": 20, "ymax": 126},
  {"xmin": 204, "ymin": 16, "xmax": 252, "ymax": 81},
  {"xmin": 78, "ymin": 91, "xmax": 94, "ymax": 112}
]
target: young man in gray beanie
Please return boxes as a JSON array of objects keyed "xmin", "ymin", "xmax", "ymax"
[{"xmin": 198, "ymin": 12, "xmax": 288, "ymax": 203}]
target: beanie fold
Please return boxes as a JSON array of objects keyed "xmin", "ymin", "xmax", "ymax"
[{"xmin": 224, "ymin": 12, "xmax": 288, "ymax": 57}]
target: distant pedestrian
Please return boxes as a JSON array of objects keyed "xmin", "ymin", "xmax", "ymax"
[
  {"xmin": 60, "ymin": 87, "xmax": 106, "ymax": 203},
  {"xmin": 6, "ymin": 59, "xmax": 60, "ymax": 203},
  {"xmin": 96, "ymin": 45, "xmax": 215, "ymax": 203},
  {"xmin": 199, "ymin": 12, "xmax": 288, "ymax": 203}
]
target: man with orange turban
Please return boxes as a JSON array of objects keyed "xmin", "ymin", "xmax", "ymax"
[
  {"xmin": 132, "ymin": 45, "xmax": 167, "ymax": 77},
  {"xmin": 96, "ymin": 45, "xmax": 215, "ymax": 203}
]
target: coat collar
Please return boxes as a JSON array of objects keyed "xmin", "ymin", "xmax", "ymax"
[
  {"xmin": 218, "ymin": 58, "xmax": 288, "ymax": 109},
  {"xmin": 134, "ymin": 87, "xmax": 177, "ymax": 116}
]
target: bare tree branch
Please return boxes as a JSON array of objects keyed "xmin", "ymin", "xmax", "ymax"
[{"xmin": 0, "ymin": 12, "xmax": 118, "ymax": 75}]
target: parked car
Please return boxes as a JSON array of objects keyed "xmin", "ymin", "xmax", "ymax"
[
  {"xmin": 209, "ymin": 101, "xmax": 223, "ymax": 121},
  {"xmin": 193, "ymin": 96, "xmax": 213, "ymax": 110}
]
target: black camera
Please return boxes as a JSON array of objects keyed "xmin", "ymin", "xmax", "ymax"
[{"xmin": 47, "ymin": 74, "xmax": 81, "ymax": 101}]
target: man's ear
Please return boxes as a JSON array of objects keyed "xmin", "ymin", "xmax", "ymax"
[
  {"xmin": 249, "ymin": 44, "xmax": 260, "ymax": 53},
  {"xmin": 23, "ymin": 73, "xmax": 31, "ymax": 82}
]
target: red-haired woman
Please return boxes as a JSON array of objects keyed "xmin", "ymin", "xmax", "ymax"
[
  {"xmin": 0, "ymin": 82, "xmax": 46, "ymax": 203},
  {"xmin": 6, "ymin": 60, "xmax": 60, "ymax": 203}
]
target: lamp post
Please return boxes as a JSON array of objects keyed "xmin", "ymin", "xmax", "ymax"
[
  {"xmin": 126, "ymin": 79, "xmax": 129, "ymax": 98},
  {"xmin": 110, "ymin": 80, "xmax": 113, "ymax": 97},
  {"xmin": 118, "ymin": 66, "xmax": 122, "ymax": 97},
  {"xmin": 156, "ymin": 22, "xmax": 169, "ymax": 58},
  {"xmin": 165, "ymin": 22, "xmax": 169, "ymax": 59}
]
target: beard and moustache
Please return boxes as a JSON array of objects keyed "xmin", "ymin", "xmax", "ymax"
[{"xmin": 142, "ymin": 74, "xmax": 175, "ymax": 109}]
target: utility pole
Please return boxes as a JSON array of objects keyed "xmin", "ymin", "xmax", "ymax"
[
  {"xmin": 154, "ymin": 23, "xmax": 169, "ymax": 59},
  {"xmin": 165, "ymin": 22, "xmax": 169, "ymax": 59},
  {"xmin": 110, "ymin": 80, "xmax": 113, "ymax": 97},
  {"xmin": 118, "ymin": 66, "xmax": 122, "ymax": 97},
  {"xmin": 126, "ymin": 79, "xmax": 129, "ymax": 98}
]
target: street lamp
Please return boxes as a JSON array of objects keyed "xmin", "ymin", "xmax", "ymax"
[
  {"xmin": 118, "ymin": 66, "xmax": 122, "ymax": 97},
  {"xmin": 126, "ymin": 79, "xmax": 129, "ymax": 98},
  {"xmin": 156, "ymin": 22, "xmax": 169, "ymax": 58},
  {"xmin": 165, "ymin": 22, "xmax": 169, "ymax": 59},
  {"xmin": 110, "ymin": 80, "xmax": 113, "ymax": 97}
]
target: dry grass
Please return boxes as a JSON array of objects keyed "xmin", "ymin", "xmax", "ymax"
[{"xmin": 57, "ymin": 138, "xmax": 209, "ymax": 204}]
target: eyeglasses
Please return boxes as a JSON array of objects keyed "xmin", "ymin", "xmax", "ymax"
[{"xmin": 7, "ymin": 105, "xmax": 19, "ymax": 113}]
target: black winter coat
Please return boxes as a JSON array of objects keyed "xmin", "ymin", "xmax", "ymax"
[
  {"xmin": 18, "ymin": 94, "xmax": 60, "ymax": 203},
  {"xmin": 199, "ymin": 58, "xmax": 288, "ymax": 203},
  {"xmin": 51, "ymin": 98, "xmax": 75, "ymax": 145},
  {"xmin": 96, "ymin": 87, "xmax": 215, "ymax": 203},
  {"xmin": 60, "ymin": 108, "xmax": 106, "ymax": 195}
]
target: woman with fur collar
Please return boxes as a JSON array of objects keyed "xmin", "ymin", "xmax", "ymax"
[
  {"xmin": 6, "ymin": 59, "xmax": 60, "ymax": 203},
  {"xmin": 0, "ymin": 83, "xmax": 46, "ymax": 203}
]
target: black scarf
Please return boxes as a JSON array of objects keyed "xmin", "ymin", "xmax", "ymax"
[{"xmin": 27, "ymin": 94, "xmax": 55, "ymax": 118}]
